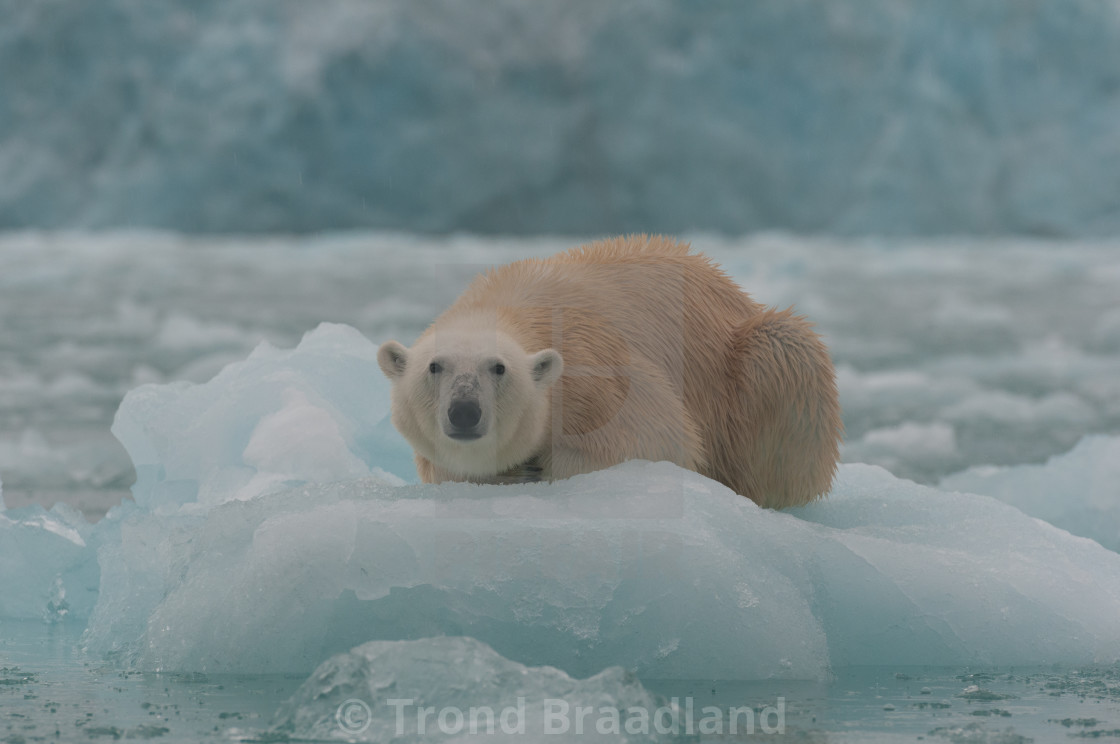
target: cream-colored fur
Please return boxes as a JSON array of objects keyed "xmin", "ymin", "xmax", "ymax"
[{"xmin": 378, "ymin": 235, "xmax": 843, "ymax": 508}]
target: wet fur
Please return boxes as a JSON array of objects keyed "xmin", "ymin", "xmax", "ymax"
[{"xmin": 396, "ymin": 235, "xmax": 842, "ymax": 508}]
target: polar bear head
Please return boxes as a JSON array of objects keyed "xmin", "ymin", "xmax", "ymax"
[{"xmin": 377, "ymin": 319, "xmax": 563, "ymax": 478}]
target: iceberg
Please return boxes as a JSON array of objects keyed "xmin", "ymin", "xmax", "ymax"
[
  {"xmin": 83, "ymin": 462, "xmax": 828, "ymax": 678},
  {"xmin": 109, "ymin": 322, "xmax": 413, "ymax": 515},
  {"xmin": 82, "ymin": 457, "xmax": 1120, "ymax": 679},
  {"xmin": 0, "ymin": 501, "xmax": 99, "ymax": 621},
  {"xmin": 941, "ymin": 435, "xmax": 1120, "ymax": 553},
  {"xmin": 271, "ymin": 636, "xmax": 673, "ymax": 743}
]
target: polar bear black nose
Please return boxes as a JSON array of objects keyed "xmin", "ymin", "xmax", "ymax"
[{"xmin": 448, "ymin": 400, "xmax": 482, "ymax": 430}]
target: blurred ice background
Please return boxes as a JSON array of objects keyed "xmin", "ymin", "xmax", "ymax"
[
  {"xmin": 2, "ymin": 233, "xmax": 1118, "ymax": 522},
  {"xmin": 4, "ymin": 0, "xmax": 1120, "ymax": 236}
]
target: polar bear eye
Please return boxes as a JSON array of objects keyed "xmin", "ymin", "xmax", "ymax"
[
  {"xmin": 428, "ymin": 362, "xmax": 443, "ymax": 374},
  {"xmin": 492, "ymin": 363, "xmax": 505, "ymax": 376}
]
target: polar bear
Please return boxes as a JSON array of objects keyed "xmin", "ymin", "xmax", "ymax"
[{"xmin": 378, "ymin": 235, "xmax": 842, "ymax": 508}]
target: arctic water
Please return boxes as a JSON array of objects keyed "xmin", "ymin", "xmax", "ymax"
[{"xmin": 2, "ymin": 232, "xmax": 1120, "ymax": 743}]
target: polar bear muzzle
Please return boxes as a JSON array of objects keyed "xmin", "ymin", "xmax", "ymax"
[
  {"xmin": 442, "ymin": 372, "xmax": 489, "ymax": 440},
  {"xmin": 447, "ymin": 399, "xmax": 483, "ymax": 438}
]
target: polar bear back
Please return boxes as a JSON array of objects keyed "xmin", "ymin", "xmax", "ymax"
[{"xmin": 409, "ymin": 234, "xmax": 841, "ymax": 507}]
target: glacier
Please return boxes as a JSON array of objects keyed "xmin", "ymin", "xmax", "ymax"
[
  {"xmin": 4, "ymin": 322, "xmax": 1112, "ymax": 682},
  {"xmin": 2, "ymin": 0, "xmax": 1120, "ymax": 236}
]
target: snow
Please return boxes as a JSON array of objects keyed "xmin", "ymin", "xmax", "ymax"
[{"xmin": 3, "ymin": 2, "xmax": 1120, "ymax": 236}]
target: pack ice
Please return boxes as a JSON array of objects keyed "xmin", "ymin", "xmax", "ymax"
[{"xmin": 4, "ymin": 323, "xmax": 1120, "ymax": 684}]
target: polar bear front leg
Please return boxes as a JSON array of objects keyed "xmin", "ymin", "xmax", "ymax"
[
  {"xmin": 414, "ymin": 453, "xmax": 441, "ymax": 483},
  {"xmin": 416, "ymin": 452, "xmax": 547, "ymax": 485},
  {"xmin": 491, "ymin": 456, "xmax": 545, "ymax": 484}
]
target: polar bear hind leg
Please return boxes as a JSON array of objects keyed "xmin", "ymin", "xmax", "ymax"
[{"xmin": 715, "ymin": 308, "xmax": 842, "ymax": 508}]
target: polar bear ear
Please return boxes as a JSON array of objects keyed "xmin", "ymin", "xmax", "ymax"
[
  {"xmin": 378, "ymin": 340, "xmax": 409, "ymax": 380},
  {"xmin": 529, "ymin": 349, "xmax": 563, "ymax": 388}
]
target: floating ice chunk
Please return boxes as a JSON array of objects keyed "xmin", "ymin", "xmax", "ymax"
[
  {"xmin": 271, "ymin": 636, "xmax": 671, "ymax": 743},
  {"xmin": 791, "ymin": 462, "xmax": 1120, "ymax": 667},
  {"xmin": 80, "ymin": 502, "xmax": 207, "ymax": 660},
  {"xmin": 941, "ymin": 435, "xmax": 1120, "ymax": 553},
  {"xmin": 110, "ymin": 322, "xmax": 413, "ymax": 515},
  {"xmin": 237, "ymin": 388, "xmax": 389, "ymax": 501},
  {"xmin": 171, "ymin": 351, "xmax": 255, "ymax": 384},
  {"xmin": 0, "ymin": 502, "xmax": 99, "ymax": 621},
  {"xmin": 927, "ymin": 722, "xmax": 1031, "ymax": 743},
  {"xmin": 85, "ymin": 464, "xmax": 827, "ymax": 679},
  {"xmin": 0, "ymin": 429, "xmax": 132, "ymax": 500},
  {"xmin": 154, "ymin": 312, "xmax": 258, "ymax": 351},
  {"xmin": 85, "ymin": 460, "xmax": 1120, "ymax": 678},
  {"xmin": 842, "ymin": 420, "xmax": 960, "ymax": 477},
  {"xmin": 0, "ymin": 432, "xmax": 59, "ymax": 492},
  {"xmin": 1092, "ymin": 306, "xmax": 1120, "ymax": 352},
  {"xmin": 941, "ymin": 391, "xmax": 1094, "ymax": 426},
  {"xmin": 860, "ymin": 421, "xmax": 957, "ymax": 456}
]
